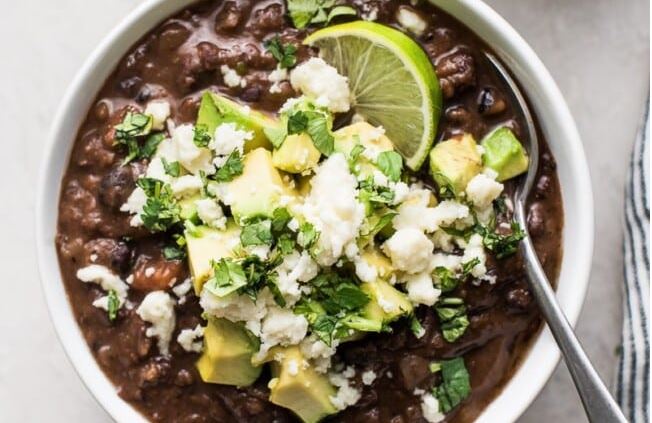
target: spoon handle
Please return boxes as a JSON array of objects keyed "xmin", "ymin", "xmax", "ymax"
[{"xmin": 516, "ymin": 203, "xmax": 627, "ymax": 423}]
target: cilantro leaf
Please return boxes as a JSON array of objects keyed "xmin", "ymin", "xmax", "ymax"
[
  {"xmin": 113, "ymin": 112, "xmax": 156, "ymax": 164},
  {"xmin": 161, "ymin": 158, "xmax": 181, "ymax": 177},
  {"xmin": 141, "ymin": 133, "xmax": 165, "ymax": 159},
  {"xmin": 297, "ymin": 222, "xmax": 319, "ymax": 249},
  {"xmin": 271, "ymin": 208, "xmax": 292, "ymax": 233},
  {"xmin": 286, "ymin": 0, "xmax": 322, "ymax": 28},
  {"xmin": 435, "ymin": 297, "xmax": 469, "ymax": 342},
  {"xmin": 264, "ymin": 36, "xmax": 298, "ymax": 69},
  {"xmin": 136, "ymin": 178, "xmax": 180, "ymax": 232},
  {"xmin": 433, "ymin": 357, "xmax": 471, "ymax": 413},
  {"xmin": 479, "ymin": 222, "xmax": 525, "ymax": 259},
  {"xmin": 240, "ymin": 219, "xmax": 273, "ymax": 247},
  {"xmin": 214, "ymin": 150, "xmax": 244, "ymax": 182},
  {"xmin": 409, "ymin": 315, "xmax": 425, "ymax": 338},
  {"xmin": 193, "ymin": 124, "xmax": 212, "ymax": 148},
  {"xmin": 205, "ymin": 258, "xmax": 248, "ymax": 297},
  {"xmin": 107, "ymin": 290, "xmax": 120, "ymax": 322},
  {"xmin": 305, "ymin": 111, "xmax": 334, "ymax": 155},
  {"xmin": 325, "ymin": 5, "xmax": 357, "ymax": 24},
  {"xmin": 376, "ymin": 151, "xmax": 403, "ymax": 182},
  {"xmin": 288, "ymin": 110, "xmax": 309, "ymax": 134},
  {"xmin": 433, "ymin": 267, "xmax": 459, "ymax": 293},
  {"xmin": 163, "ymin": 245, "xmax": 186, "ymax": 260}
]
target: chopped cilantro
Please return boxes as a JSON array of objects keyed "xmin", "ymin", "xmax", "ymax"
[
  {"xmin": 214, "ymin": 150, "xmax": 244, "ymax": 182},
  {"xmin": 358, "ymin": 178, "xmax": 395, "ymax": 213},
  {"xmin": 429, "ymin": 361, "xmax": 442, "ymax": 374},
  {"xmin": 435, "ymin": 297, "xmax": 469, "ymax": 343},
  {"xmin": 433, "ymin": 267, "xmax": 459, "ymax": 293},
  {"xmin": 205, "ymin": 258, "xmax": 248, "ymax": 297},
  {"xmin": 376, "ymin": 151, "xmax": 403, "ymax": 182},
  {"xmin": 163, "ymin": 245, "xmax": 186, "ymax": 260},
  {"xmin": 114, "ymin": 112, "xmax": 155, "ymax": 164},
  {"xmin": 297, "ymin": 222, "xmax": 319, "ymax": 249},
  {"xmin": 304, "ymin": 111, "xmax": 334, "ymax": 155},
  {"xmin": 433, "ymin": 357, "xmax": 471, "ymax": 412},
  {"xmin": 288, "ymin": 110, "xmax": 309, "ymax": 134},
  {"xmin": 240, "ymin": 219, "xmax": 273, "ymax": 247},
  {"xmin": 136, "ymin": 178, "xmax": 180, "ymax": 232},
  {"xmin": 264, "ymin": 36, "xmax": 297, "ymax": 69},
  {"xmin": 286, "ymin": 0, "xmax": 357, "ymax": 29},
  {"xmin": 140, "ymin": 133, "xmax": 165, "ymax": 159},
  {"xmin": 193, "ymin": 124, "xmax": 212, "ymax": 148},
  {"xmin": 161, "ymin": 158, "xmax": 181, "ymax": 177},
  {"xmin": 461, "ymin": 257, "xmax": 480, "ymax": 276},
  {"xmin": 479, "ymin": 221, "xmax": 525, "ymax": 259},
  {"xmin": 409, "ymin": 315, "xmax": 425, "ymax": 337},
  {"xmin": 324, "ymin": 5, "xmax": 357, "ymax": 24},
  {"xmin": 107, "ymin": 290, "xmax": 120, "ymax": 322},
  {"xmin": 271, "ymin": 208, "xmax": 292, "ymax": 234}
]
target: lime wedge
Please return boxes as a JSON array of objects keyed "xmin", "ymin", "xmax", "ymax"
[{"xmin": 304, "ymin": 21, "xmax": 442, "ymax": 170}]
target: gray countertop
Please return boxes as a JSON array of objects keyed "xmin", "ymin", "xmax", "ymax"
[{"xmin": 0, "ymin": 0, "xmax": 648, "ymax": 421}]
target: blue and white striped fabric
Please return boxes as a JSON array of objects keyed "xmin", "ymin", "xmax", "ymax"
[{"xmin": 615, "ymin": 97, "xmax": 650, "ymax": 423}]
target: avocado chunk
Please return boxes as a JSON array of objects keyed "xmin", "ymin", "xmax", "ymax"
[
  {"xmin": 197, "ymin": 92, "xmax": 279, "ymax": 152},
  {"xmin": 196, "ymin": 317, "xmax": 262, "ymax": 387},
  {"xmin": 272, "ymin": 133, "xmax": 321, "ymax": 174},
  {"xmin": 269, "ymin": 346, "xmax": 338, "ymax": 423},
  {"xmin": 481, "ymin": 127, "xmax": 529, "ymax": 181},
  {"xmin": 361, "ymin": 279, "xmax": 413, "ymax": 324},
  {"xmin": 178, "ymin": 195, "xmax": 200, "ymax": 221},
  {"xmin": 226, "ymin": 148, "xmax": 296, "ymax": 224},
  {"xmin": 429, "ymin": 134, "xmax": 482, "ymax": 195},
  {"xmin": 360, "ymin": 248, "xmax": 395, "ymax": 281},
  {"xmin": 334, "ymin": 122, "xmax": 394, "ymax": 178},
  {"xmin": 185, "ymin": 222, "xmax": 240, "ymax": 294}
]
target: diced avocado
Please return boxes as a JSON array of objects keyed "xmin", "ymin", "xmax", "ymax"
[
  {"xmin": 272, "ymin": 133, "xmax": 321, "ymax": 174},
  {"xmin": 334, "ymin": 122, "xmax": 394, "ymax": 178},
  {"xmin": 185, "ymin": 222, "xmax": 240, "ymax": 294},
  {"xmin": 361, "ymin": 279, "xmax": 413, "ymax": 324},
  {"xmin": 178, "ymin": 195, "xmax": 200, "ymax": 221},
  {"xmin": 360, "ymin": 248, "xmax": 395, "ymax": 281},
  {"xmin": 481, "ymin": 127, "xmax": 529, "ymax": 181},
  {"xmin": 226, "ymin": 148, "xmax": 297, "ymax": 224},
  {"xmin": 196, "ymin": 318, "xmax": 262, "ymax": 387},
  {"xmin": 197, "ymin": 92, "xmax": 279, "ymax": 151},
  {"xmin": 269, "ymin": 346, "xmax": 338, "ymax": 423},
  {"xmin": 429, "ymin": 134, "xmax": 482, "ymax": 195}
]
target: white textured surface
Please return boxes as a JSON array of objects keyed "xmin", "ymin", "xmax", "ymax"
[{"xmin": 0, "ymin": 0, "xmax": 648, "ymax": 421}]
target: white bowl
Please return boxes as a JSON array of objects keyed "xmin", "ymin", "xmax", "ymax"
[{"xmin": 35, "ymin": 1, "xmax": 593, "ymax": 422}]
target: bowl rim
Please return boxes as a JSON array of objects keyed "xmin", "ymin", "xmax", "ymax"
[{"xmin": 35, "ymin": 1, "xmax": 594, "ymax": 422}]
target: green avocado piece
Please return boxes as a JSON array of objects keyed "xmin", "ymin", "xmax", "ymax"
[
  {"xmin": 196, "ymin": 318, "xmax": 262, "ymax": 387},
  {"xmin": 226, "ymin": 148, "xmax": 297, "ymax": 224},
  {"xmin": 481, "ymin": 127, "xmax": 529, "ymax": 182},
  {"xmin": 185, "ymin": 222, "xmax": 241, "ymax": 294},
  {"xmin": 197, "ymin": 92, "xmax": 279, "ymax": 152},
  {"xmin": 269, "ymin": 346, "xmax": 338, "ymax": 423},
  {"xmin": 272, "ymin": 133, "xmax": 321, "ymax": 174},
  {"xmin": 429, "ymin": 134, "xmax": 482, "ymax": 195},
  {"xmin": 361, "ymin": 279, "xmax": 413, "ymax": 324},
  {"xmin": 178, "ymin": 195, "xmax": 200, "ymax": 221},
  {"xmin": 334, "ymin": 121, "xmax": 395, "ymax": 178}
]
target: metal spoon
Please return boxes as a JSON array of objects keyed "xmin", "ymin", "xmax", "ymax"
[{"xmin": 483, "ymin": 51, "xmax": 628, "ymax": 423}]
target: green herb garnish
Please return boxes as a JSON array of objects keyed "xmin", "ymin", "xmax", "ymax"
[
  {"xmin": 193, "ymin": 124, "xmax": 212, "ymax": 148},
  {"xmin": 433, "ymin": 357, "xmax": 472, "ymax": 413},
  {"xmin": 107, "ymin": 290, "xmax": 120, "ymax": 322},
  {"xmin": 240, "ymin": 219, "xmax": 274, "ymax": 247},
  {"xmin": 264, "ymin": 36, "xmax": 298, "ymax": 69},
  {"xmin": 376, "ymin": 151, "xmax": 403, "ymax": 182},
  {"xmin": 214, "ymin": 150, "xmax": 244, "ymax": 182},
  {"xmin": 205, "ymin": 258, "xmax": 248, "ymax": 297},
  {"xmin": 435, "ymin": 297, "xmax": 469, "ymax": 342},
  {"xmin": 297, "ymin": 222, "xmax": 319, "ymax": 249},
  {"xmin": 136, "ymin": 178, "xmax": 180, "ymax": 232}
]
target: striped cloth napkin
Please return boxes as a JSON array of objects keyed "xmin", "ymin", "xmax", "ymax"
[{"xmin": 615, "ymin": 98, "xmax": 649, "ymax": 423}]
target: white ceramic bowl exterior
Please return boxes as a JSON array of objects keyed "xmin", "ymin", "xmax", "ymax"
[{"xmin": 35, "ymin": 1, "xmax": 593, "ymax": 422}]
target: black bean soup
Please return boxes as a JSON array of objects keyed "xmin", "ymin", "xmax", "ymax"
[{"xmin": 55, "ymin": 1, "xmax": 563, "ymax": 422}]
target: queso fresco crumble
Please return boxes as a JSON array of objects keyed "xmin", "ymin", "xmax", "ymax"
[{"xmin": 76, "ymin": 56, "xmax": 526, "ymax": 422}]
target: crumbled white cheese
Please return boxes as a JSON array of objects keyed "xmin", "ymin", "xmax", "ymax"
[
  {"xmin": 420, "ymin": 392, "xmax": 445, "ymax": 423},
  {"xmin": 172, "ymin": 124, "xmax": 213, "ymax": 174},
  {"xmin": 361, "ymin": 370, "xmax": 377, "ymax": 385},
  {"xmin": 195, "ymin": 198, "xmax": 227, "ymax": 229},
  {"xmin": 465, "ymin": 173, "xmax": 504, "ymax": 209},
  {"xmin": 200, "ymin": 288, "xmax": 271, "ymax": 334},
  {"xmin": 299, "ymin": 154, "xmax": 365, "ymax": 266},
  {"xmin": 430, "ymin": 252, "xmax": 464, "ymax": 273},
  {"xmin": 329, "ymin": 367, "xmax": 361, "ymax": 410},
  {"xmin": 290, "ymin": 57, "xmax": 351, "ymax": 113},
  {"xmin": 382, "ymin": 228, "xmax": 434, "ymax": 274},
  {"xmin": 300, "ymin": 336, "xmax": 338, "ymax": 373},
  {"xmin": 220, "ymin": 64, "xmax": 246, "ymax": 88},
  {"xmin": 461, "ymin": 233, "xmax": 488, "ymax": 278},
  {"xmin": 76, "ymin": 265, "xmax": 129, "ymax": 310},
  {"xmin": 361, "ymin": 5, "xmax": 379, "ymax": 21},
  {"xmin": 397, "ymin": 7, "xmax": 427, "ymax": 36},
  {"xmin": 177, "ymin": 324, "xmax": 204, "ymax": 353},
  {"xmin": 354, "ymin": 255, "xmax": 378, "ymax": 283},
  {"xmin": 136, "ymin": 291, "xmax": 176, "ymax": 356},
  {"xmin": 393, "ymin": 190, "xmax": 470, "ymax": 233},
  {"xmin": 256, "ymin": 307, "xmax": 309, "ymax": 360},
  {"xmin": 144, "ymin": 100, "xmax": 171, "ymax": 130},
  {"xmin": 404, "ymin": 272, "xmax": 441, "ymax": 306},
  {"xmin": 268, "ymin": 65, "xmax": 289, "ymax": 94},
  {"xmin": 172, "ymin": 278, "xmax": 193, "ymax": 298},
  {"xmin": 275, "ymin": 251, "xmax": 320, "ymax": 304},
  {"xmin": 171, "ymin": 175, "xmax": 203, "ymax": 197},
  {"xmin": 248, "ymin": 244, "xmax": 271, "ymax": 260},
  {"xmin": 120, "ymin": 187, "xmax": 146, "ymax": 227},
  {"xmin": 210, "ymin": 122, "xmax": 252, "ymax": 158}
]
